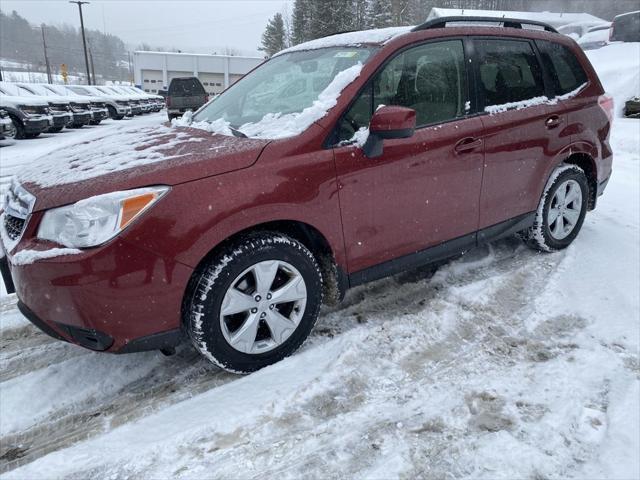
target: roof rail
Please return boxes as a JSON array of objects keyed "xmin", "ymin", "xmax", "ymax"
[{"xmin": 412, "ymin": 16, "xmax": 558, "ymax": 34}]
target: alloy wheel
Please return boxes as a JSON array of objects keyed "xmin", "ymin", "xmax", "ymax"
[
  {"xmin": 548, "ymin": 179, "xmax": 582, "ymax": 240},
  {"xmin": 220, "ymin": 260, "xmax": 307, "ymax": 354}
]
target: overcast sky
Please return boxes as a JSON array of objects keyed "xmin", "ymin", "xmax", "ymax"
[{"xmin": 1, "ymin": 0, "xmax": 293, "ymax": 56}]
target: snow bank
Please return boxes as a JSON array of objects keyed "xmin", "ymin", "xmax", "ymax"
[
  {"xmin": 275, "ymin": 27, "xmax": 412, "ymax": 56},
  {"xmin": 10, "ymin": 247, "xmax": 82, "ymax": 266},
  {"xmin": 586, "ymin": 42, "xmax": 640, "ymax": 117},
  {"xmin": 187, "ymin": 63, "xmax": 364, "ymax": 140}
]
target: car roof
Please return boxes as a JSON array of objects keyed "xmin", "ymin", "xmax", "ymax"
[
  {"xmin": 275, "ymin": 18, "xmax": 565, "ymax": 57},
  {"xmin": 275, "ymin": 27, "xmax": 413, "ymax": 56},
  {"xmin": 614, "ymin": 10, "xmax": 640, "ymax": 20}
]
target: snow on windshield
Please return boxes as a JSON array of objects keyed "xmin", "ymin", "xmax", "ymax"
[
  {"xmin": 275, "ymin": 27, "xmax": 412, "ymax": 57},
  {"xmin": 180, "ymin": 61, "xmax": 365, "ymax": 140}
]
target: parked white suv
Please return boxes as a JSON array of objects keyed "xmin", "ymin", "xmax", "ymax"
[
  {"xmin": 0, "ymin": 89, "xmax": 52, "ymax": 139},
  {"xmin": 67, "ymin": 85, "xmax": 133, "ymax": 120},
  {"xmin": 1, "ymin": 82, "xmax": 72, "ymax": 133}
]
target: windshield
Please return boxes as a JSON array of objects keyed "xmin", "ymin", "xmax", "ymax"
[
  {"xmin": 43, "ymin": 85, "xmax": 67, "ymax": 96},
  {"xmin": 192, "ymin": 47, "xmax": 375, "ymax": 137}
]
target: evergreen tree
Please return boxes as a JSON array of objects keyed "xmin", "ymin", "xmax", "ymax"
[
  {"xmin": 369, "ymin": 0, "xmax": 395, "ymax": 28},
  {"xmin": 260, "ymin": 13, "xmax": 287, "ymax": 57},
  {"xmin": 352, "ymin": 0, "xmax": 370, "ymax": 30},
  {"xmin": 291, "ymin": 0, "xmax": 311, "ymax": 45}
]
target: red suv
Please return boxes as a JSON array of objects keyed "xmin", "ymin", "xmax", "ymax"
[{"xmin": 0, "ymin": 17, "xmax": 613, "ymax": 373}]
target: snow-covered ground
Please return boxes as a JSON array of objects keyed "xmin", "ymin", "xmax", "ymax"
[{"xmin": 0, "ymin": 43, "xmax": 639, "ymax": 479}]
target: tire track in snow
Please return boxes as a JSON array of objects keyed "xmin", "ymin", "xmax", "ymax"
[{"xmin": 1, "ymin": 238, "xmax": 566, "ymax": 476}]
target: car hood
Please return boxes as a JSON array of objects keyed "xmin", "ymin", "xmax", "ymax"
[
  {"xmin": 17, "ymin": 124, "xmax": 271, "ymax": 211},
  {"xmin": 0, "ymin": 95, "xmax": 49, "ymax": 107}
]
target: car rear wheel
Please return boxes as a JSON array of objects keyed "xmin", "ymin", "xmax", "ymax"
[
  {"xmin": 184, "ymin": 232, "xmax": 323, "ymax": 373},
  {"xmin": 521, "ymin": 164, "xmax": 588, "ymax": 252}
]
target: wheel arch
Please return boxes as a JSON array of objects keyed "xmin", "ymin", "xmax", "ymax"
[
  {"xmin": 185, "ymin": 219, "xmax": 348, "ymax": 311},
  {"xmin": 562, "ymin": 152, "xmax": 598, "ymax": 210}
]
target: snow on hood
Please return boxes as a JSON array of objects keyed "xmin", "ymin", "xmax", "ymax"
[
  {"xmin": 275, "ymin": 27, "xmax": 412, "ymax": 56},
  {"xmin": 180, "ymin": 62, "xmax": 365, "ymax": 140},
  {"xmin": 17, "ymin": 124, "xmax": 270, "ymax": 211},
  {"xmin": 0, "ymin": 95, "xmax": 49, "ymax": 107}
]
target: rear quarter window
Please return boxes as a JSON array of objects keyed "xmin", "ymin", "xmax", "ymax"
[{"xmin": 536, "ymin": 40, "xmax": 588, "ymax": 96}]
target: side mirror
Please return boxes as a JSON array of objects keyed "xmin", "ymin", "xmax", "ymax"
[{"xmin": 363, "ymin": 106, "xmax": 416, "ymax": 158}]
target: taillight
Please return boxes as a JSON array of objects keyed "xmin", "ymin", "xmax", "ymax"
[{"xmin": 598, "ymin": 94, "xmax": 614, "ymax": 123}]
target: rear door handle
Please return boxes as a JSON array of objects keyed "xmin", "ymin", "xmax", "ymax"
[
  {"xmin": 454, "ymin": 137, "xmax": 483, "ymax": 153},
  {"xmin": 545, "ymin": 115, "xmax": 563, "ymax": 129}
]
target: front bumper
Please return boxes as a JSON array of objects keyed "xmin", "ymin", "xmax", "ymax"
[
  {"xmin": 1, "ymin": 229, "xmax": 191, "ymax": 353},
  {"xmin": 90, "ymin": 108, "xmax": 109, "ymax": 122},
  {"xmin": 51, "ymin": 112, "xmax": 73, "ymax": 128},
  {"xmin": 0, "ymin": 117, "xmax": 11, "ymax": 134},
  {"xmin": 24, "ymin": 115, "xmax": 53, "ymax": 134},
  {"xmin": 71, "ymin": 111, "xmax": 93, "ymax": 126}
]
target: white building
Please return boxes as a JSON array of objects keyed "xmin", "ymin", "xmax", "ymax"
[{"xmin": 133, "ymin": 51, "xmax": 264, "ymax": 95}]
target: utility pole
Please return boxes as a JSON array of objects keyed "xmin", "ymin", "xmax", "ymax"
[
  {"xmin": 41, "ymin": 24, "xmax": 53, "ymax": 84},
  {"xmin": 69, "ymin": 1, "xmax": 92, "ymax": 85},
  {"xmin": 128, "ymin": 51, "xmax": 133, "ymax": 84},
  {"xmin": 89, "ymin": 48, "xmax": 96, "ymax": 85}
]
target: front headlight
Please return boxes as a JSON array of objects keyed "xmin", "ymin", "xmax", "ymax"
[
  {"xmin": 19, "ymin": 105, "xmax": 40, "ymax": 116},
  {"xmin": 37, "ymin": 186, "xmax": 169, "ymax": 248}
]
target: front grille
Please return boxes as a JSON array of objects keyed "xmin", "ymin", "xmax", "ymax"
[
  {"xmin": 70, "ymin": 103, "xmax": 88, "ymax": 112},
  {"xmin": 49, "ymin": 103, "xmax": 68, "ymax": 112},
  {"xmin": 3, "ymin": 214, "xmax": 25, "ymax": 241}
]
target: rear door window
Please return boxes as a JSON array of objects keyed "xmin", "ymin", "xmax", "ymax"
[
  {"xmin": 536, "ymin": 40, "xmax": 588, "ymax": 96},
  {"xmin": 475, "ymin": 39, "xmax": 545, "ymax": 107}
]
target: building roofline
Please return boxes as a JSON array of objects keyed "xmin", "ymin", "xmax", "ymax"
[{"xmin": 133, "ymin": 50, "xmax": 263, "ymax": 60}]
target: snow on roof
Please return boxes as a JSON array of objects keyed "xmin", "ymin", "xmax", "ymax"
[
  {"xmin": 275, "ymin": 27, "xmax": 412, "ymax": 56},
  {"xmin": 427, "ymin": 8, "xmax": 606, "ymax": 28}
]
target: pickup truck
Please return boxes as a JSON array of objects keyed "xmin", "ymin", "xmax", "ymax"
[{"xmin": 166, "ymin": 77, "xmax": 208, "ymax": 120}]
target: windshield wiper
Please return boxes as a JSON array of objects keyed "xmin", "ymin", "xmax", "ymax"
[{"xmin": 229, "ymin": 126, "xmax": 247, "ymax": 138}]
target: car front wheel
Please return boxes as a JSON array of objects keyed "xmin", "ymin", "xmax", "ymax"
[
  {"xmin": 521, "ymin": 164, "xmax": 589, "ymax": 252},
  {"xmin": 184, "ymin": 232, "xmax": 323, "ymax": 373}
]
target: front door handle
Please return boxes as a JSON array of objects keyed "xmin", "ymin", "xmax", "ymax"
[
  {"xmin": 454, "ymin": 137, "xmax": 483, "ymax": 153},
  {"xmin": 545, "ymin": 115, "xmax": 563, "ymax": 129}
]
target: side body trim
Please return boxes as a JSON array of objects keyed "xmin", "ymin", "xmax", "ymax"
[{"xmin": 349, "ymin": 212, "xmax": 535, "ymax": 287}]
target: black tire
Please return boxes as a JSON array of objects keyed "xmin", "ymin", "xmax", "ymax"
[
  {"xmin": 107, "ymin": 106, "xmax": 117, "ymax": 119},
  {"xmin": 184, "ymin": 232, "xmax": 323, "ymax": 373},
  {"xmin": 167, "ymin": 113, "xmax": 176, "ymax": 121},
  {"xmin": 9, "ymin": 116, "xmax": 25, "ymax": 139},
  {"xmin": 521, "ymin": 165, "xmax": 589, "ymax": 252},
  {"xmin": 24, "ymin": 132, "xmax": 40, "ymax": 139},
  {"xmin": 48, "ymin": 126, "xmax": 64, "ymax": 133}
]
